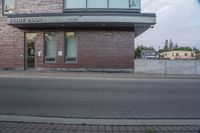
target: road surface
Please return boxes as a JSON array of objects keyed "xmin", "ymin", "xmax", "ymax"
[{"xmin": 0, "ymin": 77, "xmax": 200, "ymax": 119}]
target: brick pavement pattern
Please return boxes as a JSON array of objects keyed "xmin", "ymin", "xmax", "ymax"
[{"xmin": 0, "ymin": 121, "xmax": 200, "ymax": 133}]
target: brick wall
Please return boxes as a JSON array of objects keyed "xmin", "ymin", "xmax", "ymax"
[
  {"xmin": 15, "ymin": 0, "xmax": 63, "ymax": 14},
  {"xmin": 77, "ymin": 31, "xmax": 134, "ymax": 68},
  {"xmin": 34, "ymin": 31, "xmax": 134, "ymax": 69},
  {"xmin": 0, "ymin": 0, "xmax": 63, "ymax": 70},
  {"xmin": 0, "ymin": 0, "xmax": 135, "ymax": 71},
  {"xmin": 0, "ymin": 0, "xmax": 24, "ymax": 69}
]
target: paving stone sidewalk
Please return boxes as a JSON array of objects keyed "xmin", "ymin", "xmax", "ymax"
[{"xmin": 0, "ymin": 121, "xmax": 200, "ymax": 133}]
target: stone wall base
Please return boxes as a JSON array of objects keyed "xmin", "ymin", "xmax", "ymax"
[
  {"xmin": 0, "ymin": 67, "xmax": 134, "ymax": 73},
  {"xmin": 36, "ymin": 68, "xmax": 134, "ymax": 73}
]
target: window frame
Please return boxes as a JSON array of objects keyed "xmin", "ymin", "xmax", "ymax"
[
  {"xmin": 2, "ymin": 0, "xmax": 4, "ymax": 15},
  {"xmin": 44, "ymin": 32, "xmax": 57, "ymax": 64},
  {"xmin": 64, "ymin": 32, "xmax": 78, "ymax": 64}
]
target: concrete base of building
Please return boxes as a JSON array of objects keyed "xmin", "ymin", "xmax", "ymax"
[
  {"xmin": 0, "ymin": 67, "xmax": 134, "ymax": 73},
  {"xmin": 36, "ymin": 68, "xmax": 134, "ymax": 73},
  {"xmin": 0, "ymin": 68, "xmax": 24, "ymax": 71}
]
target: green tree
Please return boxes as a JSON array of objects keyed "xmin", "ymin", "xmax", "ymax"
[
  {"xmin": 193, "ymin": 47, "xmax": 199, "ymax": 53},
  {"xmin": 174, "ymin": 43, "xmax": 178, "ymax": 49},
  {"xmin": 169, "ymin": 39, "xmax": 174, "ymax": 51},
  {"xmin": 135, "ymin": 45, "xmax": 155, "ymax": 58},
  {"xmin": 174, "ymin": 47, "xmax": 192, "ymax": 51},
  {"xmin": 163, "ymin": 39, "xmax": 169, "ymax": 51},
  {"xmin": 193, "ymin": 47, "xmax": 200, "ymax": 59}
]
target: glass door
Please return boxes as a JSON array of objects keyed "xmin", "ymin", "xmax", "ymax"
[{"xmin": 25, "ymin": 33, "xmax": 36, "ymax": 69}]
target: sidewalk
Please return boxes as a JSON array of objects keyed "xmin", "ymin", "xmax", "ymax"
[
  {"xmin": 0, "ymin": 70, "xmax": 200, "ymax": 80},
  {"xmin": 1, "ymin": 121, "xmax": 200, "ymax": 133}
]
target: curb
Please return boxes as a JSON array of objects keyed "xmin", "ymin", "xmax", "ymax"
[
  {"xmin": 1, "ymin": 115, "xmax": 200, "ymax": 126},
  {"xmin": 0, "ymin": 73, "xmax": 200, "ymax": 80}
]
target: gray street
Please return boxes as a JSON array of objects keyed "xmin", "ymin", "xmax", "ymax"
[{"xmin": 0, "ymin": 77, "xmax": 200, "ymax": 119}]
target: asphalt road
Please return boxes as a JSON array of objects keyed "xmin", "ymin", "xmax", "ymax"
[{"xmin": 0, "ymin": 77, "xmax": 200, "ymax": 119}]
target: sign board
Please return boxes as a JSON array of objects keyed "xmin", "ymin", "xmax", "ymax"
[
  {"xmin": 58, "ymin": 51, "xmax": 63, "ymax": 56},
  {"xmin": 8, "ymin": 17, "xmax": 44, "ymax": 24}
]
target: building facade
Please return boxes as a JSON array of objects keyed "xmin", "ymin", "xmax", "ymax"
[
  {"xmin": 0, "ymin": 0, "xmax": 156, "ymax": 72},
  {"xmin": 141, "ymin": 50, "xmax": 158, "ymax": 59},
  {"xmin": 160, "ymin": 51, "xmax": 196, "ymax": 60}
]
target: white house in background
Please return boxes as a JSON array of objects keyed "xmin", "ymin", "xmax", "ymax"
[{"xmin": 160, "ymin": 50, "xmax": 196, "ymax": 60}]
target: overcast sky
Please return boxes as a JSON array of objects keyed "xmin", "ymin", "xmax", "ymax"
[{"xmin": 136, "ymin": 0, "xmax": 200, "ymax": 50}]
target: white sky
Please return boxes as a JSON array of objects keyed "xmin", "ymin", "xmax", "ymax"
[{"xmin": 136, "ymin": 0, "xmax": 200, "ymax": 50}]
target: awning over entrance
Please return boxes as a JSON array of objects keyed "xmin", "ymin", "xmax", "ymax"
[{"xmin": 7, "ymin": 13, "xmax": 156, "ymax": 37}]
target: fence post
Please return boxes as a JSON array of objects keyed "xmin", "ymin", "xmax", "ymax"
[
  {"xmin": 164, "ymin": 60, "xmax": 167, "ymax": 75},
  {"xmin": 195, "ymin": 60, "xmax": 197, "ymax": 75}
]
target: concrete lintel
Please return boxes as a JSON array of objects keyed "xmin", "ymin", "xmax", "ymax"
[{"xmin": 7, "ymin": 15, "xmax": 156, "ymax": 24}]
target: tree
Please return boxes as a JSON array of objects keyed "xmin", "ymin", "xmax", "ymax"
[
  {"xmin": 193, "ymin": 47, "xmax": 199, "ymax": 53},
  {"xmin": 174, "ymin": 43, "xmax": 178, "ymax": 49},
  {"xmin": 163, "ymin": 39, "xmax": 169, "ymax": 52},
  {"xmin": 193, "ymin": 47, "xmax": 200, "ymax": 59},
  {"xmin": 135, "ymin": 45, "xmax": 155, "ymax": 58},
  {"xmin": 173, "ymin": 47, "xmax": 192, "ymax": 51},
  {"xmin": 169, "ymin": 39, "xmax": 174, "ymax": 51}
]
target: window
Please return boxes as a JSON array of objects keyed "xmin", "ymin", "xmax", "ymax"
[
  {"xmin": 65, "ymin": 32, "xmax": 77, "ymax": 63},
  {"xmin": 176, "ymin": 53, "xmax": 179, "ymax": 56},
  {"xmin": 130, "ymin": 0, "xmax": 140, "ymax": 9},
  {"xmin": 64, "ymin": 0, "xmax": 140, "ymax": 9},
  {"xmin": 64, "ymin": 0, "xmax": 86, "ymax": 8},
  {"xmin": 109, "ymin": 0, "xmax": 129, "ymax": 8},
  {"xmin": 87, "ymin": 0, "xmax": 108, "ymax": 8},
  {"xmin": 44, "ymin": 32, "xmax": 57, "ymax": 63},
  {"xmin": 3, "ymin": 0, "xmax": 15, "ymax": 15},
  {"xmin": 185, "ymin": 53, "xmax": 188, "ymax": 56}
]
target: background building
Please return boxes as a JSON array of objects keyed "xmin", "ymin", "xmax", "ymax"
[
  {"xmin": 141, "ymin": 50, "xmax": 158, "ymax": 59},
  {"xmin": 160, "ymin": 50, "xmax": 196, "ymax": 60},
  {"xmin": 0, "ymin": 0, "xmax": 156, "ymax": 72}
]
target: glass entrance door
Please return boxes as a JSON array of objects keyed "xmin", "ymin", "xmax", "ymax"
[{"xmin": 25, "ymin": 33, "xmax": 36, "ymax": 69}]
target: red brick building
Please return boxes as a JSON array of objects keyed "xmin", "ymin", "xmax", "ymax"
[{"xmin": 0, "ymin": 0, "xmax": 156, "ymax": 72}]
